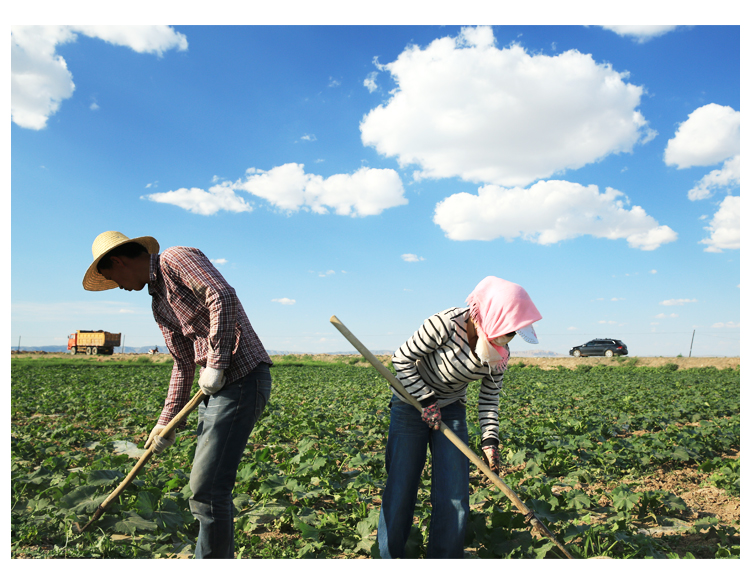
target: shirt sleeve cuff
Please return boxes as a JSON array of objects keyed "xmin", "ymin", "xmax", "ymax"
[{"xmin": 420, "ymin": 394, "xmax": 439, "ymax": 408}]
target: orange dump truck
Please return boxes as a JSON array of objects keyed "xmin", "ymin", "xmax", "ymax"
[{"xmin": 68, "ymin": 330, "xmax": 121, "ymax": 355}]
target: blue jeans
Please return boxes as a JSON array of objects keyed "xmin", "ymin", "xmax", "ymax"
[
  {"xmin": 378, "ymin": 396, "xmax": 470, "ymax": 559},
  {"xmin": 189, "ymin": 363, "xmax": 272, "ymax": 559}
]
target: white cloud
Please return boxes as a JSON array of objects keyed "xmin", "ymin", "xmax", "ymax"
[
  {"xmin": 272, "ymin": 298, "xmax": 296, "ymax": 306},
  {"xmin": 650, "ymin": 270, "xmax": 657, "ymax": 274},
  {"xmin": 319, "ymin": 270, "xmax": 336, "ymax": 277},
  {"xmin": 712, "ymin": 321, "xmax": 739, "ymax": 328},
  {"xmin": 300, "ymin": 134, "xmax": 317, "ymax": 142},
  {"xmin": 71, "ymin": 25, "xmax": 188, "ymax": 55},
  {"xmin": 659, "ymin": 299, "xmax": 698, "ymax": 306},
  {"xmin": 235, "ymin": 163, "xmax": 406, "ymax": 217},
  {"xmin": 687, "ymin": 155, "xmax": 740, "ymax": 201},
  {"xmin": 700, "ymin": 195, "xmax": 740, "ymax": 253},
  {"xmin": 360, "ymin": 26, "xmax": 652, "ymax": 187},
  {"xmin": 663, "ymin": 105, "xmax": 740, "ymax": 244},
  {"xmin": 142, "ymin": 182, "xmax": 252, "ymax": 215},
  {"xmin": 11, "ymin": 25, "xmax": 187, "ymax": 130},
  {"xmin": 364, "ymin": 72, "xmax": 378, "ymax": 93},
  {"xmin": 401, "ymin": 253, "xmax": 424, "ymax": 262},
  {"xmin": 664, "ymin": 104, "xmax": 740, "ymax": 169},
  {"xmin": 433, "ymin": 180, "xmax": 677, "ymax": 250},
  {"xmin": 655, "ymin": 313, "xmax": 679, "ymax": 318},
  {"xmin": 600, "ymin": 26, "xmax": 679, "ymax": 43},
  {"xmin": 211, "ymin": 258, "xmax": 228, "ymax": 265}
]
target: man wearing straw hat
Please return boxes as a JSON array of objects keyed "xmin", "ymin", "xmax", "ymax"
[{"xmin": 83, "ymin": 231, "xmax": 273, "ymax": 559}]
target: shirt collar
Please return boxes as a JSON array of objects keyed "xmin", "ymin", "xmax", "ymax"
[
  {"xmin": 451, "ymin": 306, "xmax": 471, "ymax": 329},
  {"xmin": 148, "ymin": 253, "xmax": 161, "ymax": 296}
]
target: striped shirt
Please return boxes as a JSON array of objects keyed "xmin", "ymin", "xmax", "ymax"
[
  {"xmin": 392, "ymin": 307, "xmax": 503, "ymax": 446},
  {"xmin": 148, "ymin": 247, "xmax": 272, "ymax": 426}
]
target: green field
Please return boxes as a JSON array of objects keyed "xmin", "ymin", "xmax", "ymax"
[{"xmin": 11, "ymin": 356, "xmax": 740, "ymax": 559}]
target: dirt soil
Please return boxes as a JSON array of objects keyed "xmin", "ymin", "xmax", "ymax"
[{"xmin": 508, "ymin": 356, "xmax": 739, "ymax": 370}]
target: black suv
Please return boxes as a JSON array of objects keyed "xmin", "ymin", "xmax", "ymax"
[{"xmin": 569, "ymin": 339, "xmax": 628, "ymax": 358}]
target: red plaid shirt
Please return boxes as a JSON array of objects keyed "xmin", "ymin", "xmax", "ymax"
[{"xmin": 148, "ymin": 247, "xmax": 272, "ymax": 426}]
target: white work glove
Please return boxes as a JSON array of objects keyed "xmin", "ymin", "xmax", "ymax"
[
  {"xmin": 199, "ymin": 367, "xmax": 226, "ymax": 396},
  {"xmin": 145, "ymin": 425, "xmax": 176, "ymax": 454}
]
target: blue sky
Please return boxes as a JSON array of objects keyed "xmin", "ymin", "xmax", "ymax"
[{"xmin": 10, "ymin": 20, "xmax": 742, "ymax": 357}]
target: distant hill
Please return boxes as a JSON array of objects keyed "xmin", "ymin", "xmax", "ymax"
[
  {"xmin": 267, "ymin": 350, "xmax": 395, "ymax": 356},
  {"xmin": 268, "ymin": 350, "xmax": 564, "ymax": 357},
  {"xmin": 12, "ymin": 347, "xmax": 565, "ymax": 357}
]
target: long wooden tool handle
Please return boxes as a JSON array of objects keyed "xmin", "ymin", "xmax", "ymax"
[
  {"xmin": 76, "ymin": 389, "xmax": 206, "ymax": 533},
  {"xmin": 103, "ymin": 389, "xmax": 206, "ymax": 507},
  {"xmin": 329, "ymin": 315, "xmax": 574, "ymax": 559}
]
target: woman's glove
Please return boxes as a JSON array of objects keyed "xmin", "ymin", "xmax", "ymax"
[
  {"xmin": 421, "ymin": 402, "xmax": 442, "ymax": 430},
  {"xmin": 145, "ymin": 425, "xmax": 176, "ymax": 454},
  {"xmin": 199, "ymin": 367, "xmax": 226, "ymax": 396},
  {"xmin": 482, "ymin": 445, "xmax": 500, "ymax": 474}
]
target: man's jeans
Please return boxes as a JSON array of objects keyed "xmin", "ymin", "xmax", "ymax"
[
  {"xmin": 377, "ymin": 396, "xmax": 469, "ymax": 559},
  {"xmin": 189, "ymin": 363, "xmax": 272, "ymax": 559}
]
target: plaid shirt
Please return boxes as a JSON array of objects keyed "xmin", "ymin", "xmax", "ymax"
[{"xmin": 148, "ymin": 247, "xmax": 272, "ymax": 426}]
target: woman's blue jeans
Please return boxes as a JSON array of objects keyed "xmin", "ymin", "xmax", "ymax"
[
  {"xmin": 377, "ymin": 396, "xmax": 470, "ymax": 558},
  {"xmin": 189, "ymin": 363, "xmax": 272, "ymax": 559}
]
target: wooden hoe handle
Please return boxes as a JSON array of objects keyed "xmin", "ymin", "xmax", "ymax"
[
  {"xmin": 329, "ymin": 315, "xmax": 574, "ymax": 559},
  {"xmin": 74, "ymin": 389, "xmax": 206, "ymax": 534}
]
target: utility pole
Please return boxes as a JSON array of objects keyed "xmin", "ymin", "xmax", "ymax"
[
  {"xmin": 17, "ymin": 336, "xmax": 21, "ymax": 353},
  {"xmin": 121, "ymin": 335, "xmax": 125, "ymax": 354},
  {"xmin": 688, "ymin": 330, "xmax": 695, "ymax": 357}
]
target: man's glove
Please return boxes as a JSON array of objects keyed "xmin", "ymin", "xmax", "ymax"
[
  {"xmin": 145, "ymin": 425, "xmax": 176, "ymax": 454},
  {"xmin": 482, "ymin": 444, "xmax": 500, "ymax": 475},
  {"xmin": 199, "ymin": 367, "xmax": 226, "ymax": 396},
  {"xmin": 421, "ymin": 401, "xmax": 442, "ymax": 430}
]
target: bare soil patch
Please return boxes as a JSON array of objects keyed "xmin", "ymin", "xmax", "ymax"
[{"xmin": 509, "ymin": 356, "xmax": 739, "ymax": 371}]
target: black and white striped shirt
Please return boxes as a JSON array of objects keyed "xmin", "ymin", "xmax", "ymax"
[{"xmin": 392, "ymin": 306, "xmax": 502, "ymax": 446}]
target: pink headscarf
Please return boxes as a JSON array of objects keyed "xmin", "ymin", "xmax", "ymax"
[{"xmin": 466, "ymin": 276, "xmax": 542, "ymax": 370}]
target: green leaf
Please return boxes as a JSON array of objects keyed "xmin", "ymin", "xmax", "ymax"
[
  {"xmin": 258, "ymin": 476, "xmax": 286, "ymax": 495},
  {"xmin": 567, "ymin": 490, "xmax": 592, "ymax": 510},
  {"xmin": 671, "ymin": 446, "xmax": 691, "ymax": 462},
  {"xmin": 59, "ymin": 486, "xmax": 110, "ymax": 514},
  {"xmin": 154, "ymin": 507, "xmax": 185, "ymax": 531},
  {"xmin": 532, "ymin": 541, "xmax": 557, "ymax": 559},
  {"xmin": 237, "ymin": 463, "xmax": 256, "ymax": 482},
  {"xmin": 510, "ymin": 449, "xmax": 527, "ymax": 466},
  {"xmin": 134, "ymin": 491, "xmax": 156, "ymax": 518},
  {"xmin": 526, "ymin": 499, "xmax": 556, "ymax": 523},
  {"xmin": 356, "ymin": 518, "xmax": 375, "ymax": 539},
  {"xmin": 611, "ymin": 486, "xmax": 640, "ymax": 512},
  {"xmin": 355, "ymin": 537, "xmax": 375, "ymax": 554},
  {"xmin": 347, "ymin": 453, "xmax": 369, "ymax": 468},
  {"xmin": 293, "ymin": 515, "xmax": 320, "ymax": 540},
  {"xmin": 113, "ymin": 512, "xmax": 159, "ymax": 534}
]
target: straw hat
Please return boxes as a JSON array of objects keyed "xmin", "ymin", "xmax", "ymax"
[{"xmin": 82, "ymin": 231, "xmax": 159, "ymax": 291}]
